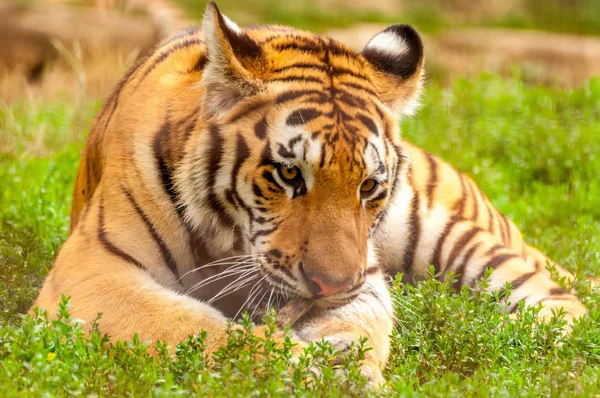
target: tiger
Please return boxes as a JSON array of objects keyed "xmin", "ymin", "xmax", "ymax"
[{"xmin": 33, "ymin": 2, "xmax": 591, "ymax": 386}]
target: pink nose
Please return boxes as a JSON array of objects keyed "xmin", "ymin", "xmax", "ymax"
[{"xmin": 310, "ymin": 277, "xmax": 350, "ymax": 297}]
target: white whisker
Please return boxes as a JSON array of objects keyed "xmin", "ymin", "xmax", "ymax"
[
  {"xmin": 206, "ymin": 270, "xmax": 260, "ymax": 304},
  {"xmin": 251, "ymin": 289, "xmax": 270, "ymax": 320},
  {"xmin": 266, "ymin": 287, "xmax": 275, "ymax": 312},
  {"xmin": 234, "ymin": 275, "xmax": 267, "ymax": 320},
  {"xmin": 178, "ymin": 254, "xmax": 264, "ymax": 282},
  {"xmin": 186, "ymin": 263, "xmax": 258, "ymax": 295}
]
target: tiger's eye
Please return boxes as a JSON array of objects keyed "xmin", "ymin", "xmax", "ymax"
[
  {"xmin": 280, "ymin": 165, "xmax": 299, "ymax": 181},
  {"xmin": 360, "ymin": 179, "xmax": 378, "ymax": 195}
]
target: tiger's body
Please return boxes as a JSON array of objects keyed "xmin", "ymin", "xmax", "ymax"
[{"xmin": 34, "ymin": 3, "xmax": 587, "ymax": 385}]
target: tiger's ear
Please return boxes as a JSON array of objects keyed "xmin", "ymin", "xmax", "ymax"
[
  {"xmin": 361, "ymin": 24, "xmax": 424, "ymax": 116},
  {"xmin": 201, "ymin": 2, "xmax": 265, "ymax": 118}
]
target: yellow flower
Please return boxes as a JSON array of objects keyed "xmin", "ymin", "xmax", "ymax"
[{"xmin": 46, "ymin": 352, "xmax": 57, "ymax": 361}]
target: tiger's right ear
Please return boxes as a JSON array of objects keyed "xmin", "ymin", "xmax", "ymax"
[{"xmin": 201, "ymin": 2, "xmax": 265, "ymax": 118}]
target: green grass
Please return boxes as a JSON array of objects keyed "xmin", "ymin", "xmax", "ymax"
[{"xmin": 1, "ymin": 75, "xmax": 599, "ymax": 396}]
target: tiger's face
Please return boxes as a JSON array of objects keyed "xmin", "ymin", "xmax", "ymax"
[{"xmin": 182, "ymin": 4, "xmax": 423, "ymax": 305}]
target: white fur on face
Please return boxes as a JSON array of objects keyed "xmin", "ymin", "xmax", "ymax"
[
  {"xmin": 270, "ymin": 113, "xmax": 323, "ymax": 193},
  {"xmin": 363, "ymin": 135, "xmax": 387, "ymax": 179}
]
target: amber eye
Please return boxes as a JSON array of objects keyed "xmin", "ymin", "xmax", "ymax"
[
  {"xmin": 360, "ymin": 178, "xmax": 378, "ymax": 196},
  {"xmin": 278, "ymin": 164, "xmax": 300, "ymax": 182}
]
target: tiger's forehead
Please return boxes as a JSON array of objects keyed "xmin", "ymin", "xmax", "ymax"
[
  {"xmin": 244, "ymin": 25, "xmax": 375, "ymax": 85},
  {"xmin": 227, "ymin": 25, "xmax": 397, "ymax": 174}
]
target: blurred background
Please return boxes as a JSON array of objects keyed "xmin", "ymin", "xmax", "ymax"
[{"xmin": 1, "ymin": 0, "xmax": 600, "ymax": 104}]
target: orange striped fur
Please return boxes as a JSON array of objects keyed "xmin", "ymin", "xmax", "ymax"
[{"xmin": 34, "ymin": 3, "xmax": 589, "ymax": 386}]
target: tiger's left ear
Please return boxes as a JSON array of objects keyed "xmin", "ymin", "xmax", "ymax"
[
  {"xmin": 201, "ymin": 2, "xmax": 266, "ymax": 118},
  {"xmin": 361, "ymin": 24, "xmax": 425, "ymax": 116}
]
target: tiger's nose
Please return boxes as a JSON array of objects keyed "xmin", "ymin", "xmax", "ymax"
[{"xmin": 308, "ymin": 277, "xmax": 350, "ymax": 297}]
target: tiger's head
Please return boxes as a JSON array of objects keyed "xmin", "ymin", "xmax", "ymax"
[{"xmin": 180, "ymin": 3, "xmax": 424, "ymax": 306}]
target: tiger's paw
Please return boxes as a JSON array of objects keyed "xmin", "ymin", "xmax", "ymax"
[
  {"xmin": 308, "ymin": 333, "xmax": 385, "ymax": 388},
  {"xmin": 251, "ymin": 324, "xmax": 310, "ymax": 357}
]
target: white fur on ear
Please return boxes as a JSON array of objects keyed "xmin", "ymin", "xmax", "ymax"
[
  {"xmin": 364, "ymin": 31, "xmax": 410, "ymax": 61},
  {"xmin": 222, "ymin": 14, "xmax": 242, "ymax": 34}
]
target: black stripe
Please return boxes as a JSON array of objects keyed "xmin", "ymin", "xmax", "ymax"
[
  {"xmin": 444, "ymin": 227, "xmax": 483, "ymax": 274},
  {"xmin": 453, "ymin": 242, "xmax": 482, "ymax": 290},
  {"xmin": 275, "ymin": 89, "xmax": 328, "ymax": 104},
  {"xmin": 253, "ymin": 215, "xmax": 275, "ymax": 225},
  {"xmin": 510, "ymin": 271, "xmax": 536, "ymax": 291},
  {"xmin": 274, "ymin": 41, "xmax": 322, "ymax": 53},
  {"xmin": 484, "ymin": 199, "xmax": 496, "ymax": 235},
  {"xmin": 230, "ymin": 134, "xmax": 253, "ymax": 221},
  {"xmin": 153, "ymin": 120, "xmax": 184, "ymax": 218},
  {"xmin": 432, "ymin": 216, "xmax": 462, "ymax": 274},
  {"xmin": 288, "ymin": 135, "xmax": 303, "ymax": 148},
  {"xmin": 97, "ymin": 198, "xmax": 144, "ymax": 269},
  {"xmin": 286, "ymin": 108, "xmax": 321, "ymax": 126},
  {"xmin": 357, "ymin": 114, "xmax": 378, "ymax": 136},
  {"xmin": 269, "ymin": 76, "xmax": 325, "ymax": 84},
  {"xmin": 369, "ymin": 189, "xmax": 388, "ymax": 203},
  {"xmin": 548, "ymin": 287, "xmax": 568, "ymax": 296},
  {"xmin": 338, "ymin": 81, "xmax": 377, "ymax": 97},
  {"xmin": 454, "ymin": 172, "xmax": 468, "ymax": 216},
  {"xmin": 500, "ymin": 214, "xmax": 512, "ymax": 245},
  {"xmin": 472, "ymin": 253, "xmax": 520, "ymax": 285},
  {"xmin": 121, "ymin": 186, "xmax": 179, "ymax": 279},
  {"xmin": 337, "ymin": 88, "xmax": 368, "ymax": 107},
  {"xmin": 496, "ymin": 210, "xmax": 509, "ymax": 245},
  {"xmin": 250, "ymin": 225, "xmax": 279, "ymax": 244},
  {"xmin": 252, "ymin": 183, "xmax": 265, "ymax": 199},
  {"xmin": 337, "ymin": 91, "xmax": 367, "ymax": 108},
  {"xmin": 401, "ymin": 190, "xmax": 421, "ymax": 274},
  {"xmin": 135, "ymin": 38, "xmax": 203, "ymax": 90},
  {"xmin": 388, "ymin": 153, "xmax": 401, "ymax": 203},
  {"xmin": 228, "ymin": 99, "xmax": 270, "ymax": 123},
  {"xmin": 189, "ymin": 54, "xmax": 208, "ymax": 73},
  {"xmin": 206, "ymin": 125, "xmax": 235, "ymax": 227},
  {"xmin": 259, "ymin": 139, "xmax": 273, "ymax": 167},
  {"xmin": 277, "ymin": 144, "xmax": 295, "ymax": 158},
  {"xmin": 254, "ymin": 117, "xmax": 268, "ymax": 139},
  {"xmin": 485, "ymin": 244, "xmax": 505, "ymax": 257},
  {"xmin": 262, "ymin": 171, "xmax": 285, "ymax": 192},
  {"xmin": 425, "ymin": 152, "xmax": 438, "ymax": 210},
  {"xmin": 329, "ymin": 66, "xmax": 369, "ymax": 81},
  {"xmin": 271, "ymin": 63, "xmax": 328, "ymax": 73},
  {"xmin": 466, "ymin": 180, "xmax": 479, "ymax": 221}
]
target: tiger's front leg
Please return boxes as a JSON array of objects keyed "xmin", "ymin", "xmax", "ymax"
[{"xmin": 293, "ymin": 270, "xmax": 394, "ymax": 386}]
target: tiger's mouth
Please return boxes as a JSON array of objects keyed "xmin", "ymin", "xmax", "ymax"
[
  {"xmin": 184, "ymin": 254, "xmax": 362, "ymax": 321},
  {"xmin": 261, "ymin": 266, "xmax": 364, "ymax": 309}
]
